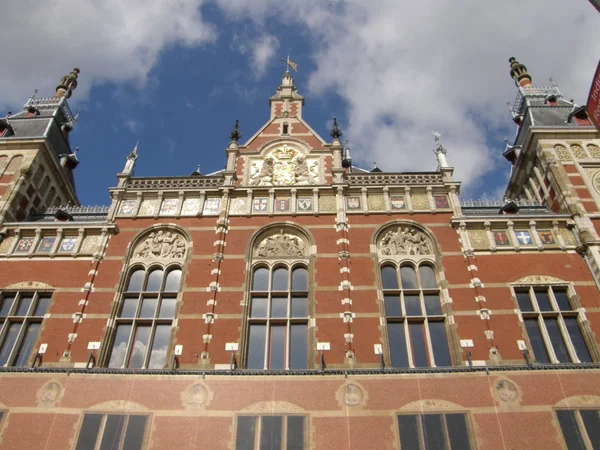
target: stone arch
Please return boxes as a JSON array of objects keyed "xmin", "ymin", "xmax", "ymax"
[
  {"xmin": 87, "ymin": 400, "xmax": 151, "ymax": 412},
  {"xmin": 0, "ymin": 155, "xmax": 8, "ymax": 172},
  {"xmin": 555, "ymin": 395, "xmax": 600, "ymax": 408},
  {"xmin": 240, "ymin": 401, "xmax": 306, "ymax": 414},
  {"xmin": 4, "ymin": 155, "xmax": 23, "ymax": 174},
  {"xmin": 373, "ymin": 220, "xmax": 441, "ymax": 260},
  {"xmin": 249, "ymin": 222, "xmax": 314, "ymax": 260},
  {"xmin": 3, "ymin": 281, "xmax": 54, "ymax": 290},
  {"xmin": 256, "ymin": 138, "xmax": 312, "ymax": 157},
  {"xmin": 127, "ymin": 224, "xmax": 191, "ymax": 262},
  {"xmin": 512, "ymin": 275, "xmax": 567, "ymax": 285},
  {"xmin": 399, "ymin": 399, "xmax": 466, "ymax": 411}
]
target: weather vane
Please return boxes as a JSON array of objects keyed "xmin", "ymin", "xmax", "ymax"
[{"xmin": 280, "ymin": 55, "xmax": 298, "ymax": 73}]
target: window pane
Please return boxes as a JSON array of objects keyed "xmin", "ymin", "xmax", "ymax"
[
  {"xmin": 580, "ymin": 410, "xmax": 600, "ymax": 449},
  {"xmin": 381, "ymin": 266, "xmax": 399, "ymax": 290},
  {"xmin": 421, "ymin": 414, "xmax": 445, "ymax": 450},
  {"xmin": 139, "ymin": 298, "xmax": 158, "ymax": 318},
  {"xmin": 446, "ymin": 414, "xmax": 471, "ymax": 450},
  {"xmin": 251, "ymin": 297, "xmax": 268, "ymax": 318},
  {"xmin": 419, "ymin": 265, "xmax": 436, "ymax": 289},
  {"xmin": 271, "ymin": 297, "xmax": 287, "ymax": 318},
  {"xmin": 247, "ymin": 325, "xmax": 266, "ymax": 369},
  {"xmin": 564, "ymin": 318, "xmax": 591, "ymax": 363},
  {"xmin": 108, "ymin": 325, "xmax": 132, "ymax": 368},
  {"xmin": 148, "ymin": 325, "xmax": 170, "ymax": 369},
  {"xmin": 260, "ymin": 416, "xmax": 282, "ymax": 450},
  {"xmin": 524, "ymin": 319, "xmax": 550, "ymax": 363},
  {"xmin": 269, "ymin": 326, "xmax": 286, "ymax": 369},
  {"xmin": 13, "ymin": 322, "xmax": 41, "ymax": 367},
  {"xmin": 34, "ymin": 296, "xmax": 51, "ymax": 316},
  {"xmin": 272, "ymin": 268, "xmax": 288, "ymax": 291},
  {"xmin": 16, "ymin": 296, "xmax": 33, "ymax": 316},
  {"xmin": 128, "ymin": 326, "xmax": 151, "ymax": 368},
  {"xmin": 122, "ymin": 416, "xmax": 148, "ymax": 450},
  {"xmin": 291, "ymin": 297, "xmax": 307, "ymax": 318},
  {"xmin": 388, "ymin": 322, "xmax": 409, "ymax": 368},
  {"xmin": 121, "ymin": 298, "xmax": 138, "ymax": 318},
  {"xmin": 146, "ymin": 270, "xmax": 164, "ymax": 292},
  {"xmin": 236, "ymin": 416, "xmax": 256, "ymax": 450},
  {"xmin": 164, "ymin": 270, "xmax": 182, "ymax": 292},
  {"xmin": 424, "ymin": 294, "xmax": 442, "ymax": 316},
  {"xmin": 99, "ymin": 415, "xmax": 126, "ymax": 450},
  {"xmin": 384, "ymin": 295, "xmax": 402, "ymax": 317},
  {"xmin": 127, "ymin": 270, "xmax": 145, "ymax": 292},
  {"xmin": 553, "ymin": 289, "xmax": 572, "ymax": 311},
  {"xmin": 404, "ymin": 295, "xmax": 422, "ymax": 316},
  {"xmin": 556, "ymin": 410, "xmax": 586, "ymax": 450},
  {"xmin": 398, "ymin": 415, "xmax": 420, "ymax": 449},
  {"xmin": 534, "ymin": 289, "xmax": 552, "ymax": 311},
  {"xmin": 516, "ymin": 291, "xmax": 533, "ymax": 312},
  {"xmin": 429, "ymin": 322, "xmax": 451, "ymax": 366},
  {"xmin": 409, "ymin": 323, "xmax": 429, "ymax": 367},
  {"xmin": 291, "ymin": 268, "xmax": 308, "ymax": 291},
  {"xmin": 400, "ymin": 266, "xmax": 418, "ymax": 289},
  {"xmin": 545, "ymin": 318, "xmax": 571, "ymax": 362},
  {"xmin": 75, "ymin": 414, "xmax": 103, "ymax": 450},
  {"xmin": 252, "ymin": 268, "xmax": 269, "ymax": 291},
  {"xmin": 0, "ymin": 295, "xmax": 14, "ymax": 316},
  {"xmin": 290, "ymin": 324, "xmax": 307, "ymax": 369},
  {"xmin": 0, "ymin": 323, "xmax": 20, "ymax": 365},
  {"xmin": 286, "ymin": 416, "xmax": 305, "ymax": 450},
  {"xmin": 158, "ymin": 298, "xmax": 176, "ymax": 319}
]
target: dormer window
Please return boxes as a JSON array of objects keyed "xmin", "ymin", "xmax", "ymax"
[{"xmin": 282, "ymin": 122, "xmax": 289, "ymax": 135}]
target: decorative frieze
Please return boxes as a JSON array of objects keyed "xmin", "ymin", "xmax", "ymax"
[
  {"xmin": 344, "ymin": 173, "xmax": 443, "ymax": 185},
  {"xmin": 128, "ymin": 177, "xmax": 224, "ymax": 189},
  {"xmin": 254, "ymin": 230, "xmax": 307, "ymax": 258},
  {"xmin": 379, "ymin": 226, "xmax": 432, "ymax": 256}
]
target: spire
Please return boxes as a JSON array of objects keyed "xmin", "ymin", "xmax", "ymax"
[
  {"xmin": 190, "ymin": 165, "xmax": 202, "ymax": 177},
  {"xmin": 229, "ymin": 120, "xmax": 241, "ymax": 143},
  {"xmin": 432, "ymin": 131, "xmax": 449, "ymax": 168},
  {"xmin": 330, "ymin": 117, "xmax": 343, "ymax": 142},
  {"xmin": 123, "ymin": 141, "xmax": 139, "ymax": 175},
  {"xmin": 509, "ymin": 57, "xmax": 532, "ymax": 87}
]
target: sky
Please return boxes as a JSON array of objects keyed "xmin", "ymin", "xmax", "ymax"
[{"xmin": 1, "ymin": 0, "xmax": 599, "ymax": 206}]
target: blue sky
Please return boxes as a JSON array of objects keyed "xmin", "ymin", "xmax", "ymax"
[{"xmin": 2, "ymin": 0, "xmax": 599, "ymax": 206}]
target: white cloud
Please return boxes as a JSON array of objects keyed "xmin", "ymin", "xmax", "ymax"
[{"xmin": 231, "ymin": 32, "xmax": 279, "ymax": 77}]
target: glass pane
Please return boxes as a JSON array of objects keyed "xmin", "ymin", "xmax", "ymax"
[
  {"xmin": 424, "ymin": 294, "xmax": 442, "ymax": 316},
  {"xmin": 148, "ymin": 325, "xmax": 170, "ymax": 369},
  {"xmin": 381, "ymin": 266, "xmax": 399, "ymax": 290},
  {"xmin": 400, "ymin": 266, "xmax": 418, "ymax": 289},
  {"xmin": 404, "ymin": 295, "xmax": 421, "ymax": 316},
  {"xmin": 251, "ymin": 297, "xmax": 268, "ymax": 318},
  {"xmin": 419, "ymin": 265, "xmax": 436, "ymax": 289},
  {"xmin": 108, "ymin": 324, "xmax": 132, "ymax": 368},
  {"xmin": 146, "ymin": 270, "xmax": 164, "ymax": 292},
  {"xmin": 516, "ymin": 291, "xmax": 533, "ymax": 312},
  {"xmin": 291, "ymin": 268, "xmax": 308, "ymax": 291},
  {"xmin": 524, "ymin": 319, "xmax": 550, "ymax": 363},
  {"xmin": 122, "ymin": 416, "xmax": 148, "ymax": 450},
  {"xmin": 409, "ymin": 323, "xmax": 429, "ymax": 367},
  {"xmin": 545, "ymin": 318, "xmax": 571, "ymax": 362},
  {"xmin": 0, "ymin": 295, "xmax": 14, "ymax": 316},
  {"xmin": 34, "ymin": 296, "xmax": 51, "ymax": 316},
  {"xmin": 139, "ymin": 298, "xmax": 158, "ymax": 318},
  {"xmin": 290, "ymin": 324, "xmax": 307, "ymax": 369},
  {"xmin": 397, "ymin": 415, "xmax": 420, "ymax": 449},
  {"xmin": 235, "ymin": 416, "xmax": 256, "ymax": 450},
  {"xmin": 553, "ymin": 289, "xmax": 572, "ymax": 311},
  {"xmin": 127, "ymin": 270, "xmax": 145, "ymax": 292},
  {"xmin": 252, "ymin": 268, "xmax": 269, "ymax": 291},
  {"xmin": 556, "ymin": 410, "xmax": 586, "ymax": 450},
  {"xmin": 271, "ymin": 297, "xmax": 287, "ymax": 318},
  {"xmin": 121, "ymin": 298, "xmax": 138, "ymax": 318},
  {"xmin": 16, "ymin": 296, "xmax": 33, "ymax": 316},
  {"xmin": 247, "ymin": 325, "xmax": 266, "ymax": 369},
  {"xmin": 272, "ymin": 268, "xmax": 289, "ymax": 291},
  {"xmin": 164, "ymin": 270, "xmax": 182, "ymax": 292},
  {"xmin": 128, "ymin": 326, "xmax": 151, "ymax": 368},
  {"xmin": 0, "ymin": 323, "xmax": 20, "ymax": 365},
  {"xmin": 388, "ymin": 322, "xmax": 409, "ymax": 368},
  {"xmin": 580, "ymin": 410, "xmax": 600, "ymax": 449},
  {"xmin": 384, "ymin": 295, "xmax": 402, "ymax": 317},
  {"xmin": 421, "ymin": 414, "xmax": 445, "ymax": 450},
  {"xmin": 75, "ymin": 414, "xmax": 103, "ymax": 450},
  {"xmin": 158, "ymin": 298, "xmax": 176, "ymax": 319},
  {"xmin": 260, "ymin": 416, "xmax": 282, "ymax": 450},
  {"xmin": 286, "ymin": 416, "xmax": 305, "ymax": 450},
  {"xmin": 564, "ymin": 318, "xmax": 592, "ymax": 363},
  {"xmin": 13, "ymin": 322, "xmax": 41, "ymax": 366},
  {"xmin": 99, "ymin": 415, "xmax": 125, "ymax": 450},
  {"xmin": 446, "ymin": 414, "xmax": 472, "ymax": 450},
  {"xmin": 429, "ymin": 322, "xmax": 451, "ymax": 367},
  {"xmin": 269, "ymin": 326, "xmax": 286, "ymax": 369},
  {"xmin": 534, "ymin": 289, "xmax": 552, "ymax": 311},
  {"xmin": 291, "ymin": 297, "xmax": 307, "ymax": 318}
]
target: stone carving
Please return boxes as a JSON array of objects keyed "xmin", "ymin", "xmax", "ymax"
[
  {"xmin": 343, "ymin": 384, "xmax": 363, "ymax": 406},
  {"xmin": 89, "ymin": 400, "xmax": 149, "ymax": 412},
  {"xmin": 254, "ymin": 230, "xmax": 307, "ymax": 258},
  {"xmin": 587, "ymin": 145, "xmax": 600, "ymax": 159},
  {"xmin": 229, "ymin": 197, "xmax": 248, "ymax": 215},
  {"xmin": 513, "ymin": 275, "xmax": 564, "ymax": 284},
  {"xmin": 411, "ymin": 194, "xmax": 430, "ymax": 210},
  {"xmin": 134, "ymin": 230, "xmax": 186, "ymax": 259},
  {"xmin": 0, "ymin": 236, "xmax": 15, "ymax": 254},
  {"xmin": 367, "ymin": 195, "xmax": 385, "ymax": 211},
  {"xmin": 36, "ymin": 381, "xmax": 63, "ymax": 407},
  {"xmin": 380, "ymin": 227, "xmax": 432, "ymax": 256},
  {"xmin": 138, "ymin": 199, "xmax": 156, "ymax": 216},
  {"xmin": 558, "ymin": 228, "xmax": 577, "ymax": 246},
  {"xmin": 345, "ymin": 173, "xmax": 443, "ymax": 185},
  {"xmin": 556, "ymin": 395, "xmax": 600, "ymax": 407},
  {"xmin": 128, "ymin": 177, "xmax": 224, "ymax": 190},
  {"xmin": 181, "ymin": 198, "xmax": 200, "ymax": 216},
  {"xmin": 241, "ymin": 401, "xmax": 305, "ymax": 414},
  {"xmin": 80, "ymin": 235, "xmax": 101, "ymax": 254},
  {"xmin": 319, "ymin": 196, "xmax": 336, "ymax": 212},
  {"xmin": 249, "ymin": 145, "xmax": 318, "ymax": 186},
  {"xmin": 400, "ymin": 399, "xmax": 463, "ymax": 411},
  {"xmin": 181, "ymin": 383, "xmax": 210, "ymax": 410},
  {"xmin": 495, "ymin": 379, "xmax": 519, "ymax": 403},
  {"xmin": 571, "ymin": 144, "xmax": 587, "ymax": 159},
  {"xmin": 554, "ymin": 144, "xmax": 571, "ymax": 161},
  {"xmin": 468, "ymin": 230, "xmax": 489, "ymax": 249},
  {"xmin": 3, "ymin": 281, "xmax": 54, "ymax": 289}
]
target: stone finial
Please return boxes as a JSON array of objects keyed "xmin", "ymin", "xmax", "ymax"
[
  {"xmin": 330, "ymin": 117, "xmax": 343, "ymax": 141},
  {"xmin": 229, "ymin": 120, "xmax": 241, "ymax": 143},
  {"xmin": 509, "ymin": 57, "xmax": 532, "ymax": 87},
  {"xmin": 432, "ymin": 131, "xmax": 449, "ymax": 168},
  {"xmin": 123, "ymin": 141, "xmax": 139, "ymax": 175},
  {"xmin": 55, "ymin": 68, "xmax": 80, "ymax": 99}
]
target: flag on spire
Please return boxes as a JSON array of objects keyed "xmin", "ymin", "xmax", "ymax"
[{"xmin": 281, "ymin": 55, "xmax": 298, "ymax": 73}]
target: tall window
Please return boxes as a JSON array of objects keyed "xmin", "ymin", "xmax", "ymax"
[
  {"xmin": 0, "ymin": 291, "xmax": 51, "ymax": 366},
  {"xmin": 397, "ymin": 412, "xmax": 472, "ymax": 449},
  {"xmin": 556, "ymin": 409, "xmax": 600, "ymax": 450},
  {"xmin": 381, "ymin": 263, "xmax": 451, "ymax": 368},
  {"xmin": 235, "ymin": 415, "xmax": 305, "ymax": 450},
  {"xmin": 108, "ymin": 266, "xmax": 181, "ymax": 369},
  {"xmin": 515, "ymin": 285, "xmax": 592, "ymax": 363},
  {"xmin": 247, "ymin": 265, "xmax": 308, "ymax": 369},
  {"xmin": 75, "ymin": 413, "xmax": 150, "ymax": 450}
]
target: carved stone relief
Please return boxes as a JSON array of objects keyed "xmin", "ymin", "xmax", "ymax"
[
  {"xmin": 240, "ymin": 401, "xmax": 305, "ymax": 414},
  {"xmin": 367, "ymin": 195, "xmax": 385, "ymax": 211},
  {"xmin": 513, "ymin": 275, "xmax": 565, "ymax": 284},
  {"xmin": 400, "ymin": 399, "xmax": 463, "ymax": 411},
  {"xmin": 36, "ymin": 380, "xmax": 63, "ymax": 408},
  {"xmin": 181, "ymin": 198, "xmax": 201, "ymax": 216},
  {"xmin": 555, "ymin": 395, "xmax": 600, "ymax": 407},
  {"xmin": 468, "ymin": 230, "xmax": 489, "ymax": 250},
  {"xmin": 254, "ymin": 230, "xmax": 307, "ymax": 258},
  {"xmin": 181, "ymin": 383, "xmax": 211, "ymax": 410},
  {"xmin": 138, "ymin": 199, "xmax": 156, "ymax": 216},
  {"xmin": 318, "ymin": 196, "xmax": 336, "ymax": 212},
  {"xmin": 80, "ymin": 235, "xmax": 101, "ymax": 254},
  {"xmin": 3, "ymin": 281, "xmax": 54, "ymax": 289},
  {"xmin": 554, "ymin": 144, "xmax": 571, "ymax": 161},
  {"xmin": 0, "ymin": 236, "xmax": 15, "ymax": 254},
  {"xmin": 230, "ymin": 197, "xmax": 248, "ymax": 215},
  {"xmin": 588, "ymin": 145, "xmax": 600, "ymax": 159},
  {"xmin": 379, "ymin": 226, "xmax": 432, "ymax": 256},
  {"xmin": 133, "ymin": 230, "xmax": 187, "ymax": 260},
  {"xmin": 249, "ymin": 144, "xmax": 318, "ymax": 186},
  {"xmin": 494, "ymin": 379, "xmax": 519, "ymax": 404},
  {"xmin": 411, "ymin": 194, "xmax": 430, "ymax": 210},
  {"xmin": 558, "ymin": 228, "xmax": 577, "ymax": 246},
  {"xmin": 571, "ymin": 144, "xmax": 587, "ymax": 159}
]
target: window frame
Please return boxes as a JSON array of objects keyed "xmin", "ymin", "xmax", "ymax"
[
  {"xmin": 396, "ymin": 411, "xmax": 474, "ymax": 450},
  {"xmin": 555, "ymin": 408, "xmax": 600, "ymax": 450},
  {"xmin": 234, "ymin": 414, "xmax": 307, "ymax": 450},
  {"xmin": 74, "ymin": 411, "xmax": 151, "ymax": 450}
]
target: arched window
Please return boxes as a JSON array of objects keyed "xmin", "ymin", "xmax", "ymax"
[{"xmin": 108, "ymin": 266, "xmax": 181, "ymax": 369}]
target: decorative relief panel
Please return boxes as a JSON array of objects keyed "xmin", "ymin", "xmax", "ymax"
[
  {"xmin": 588, "ymin": 145, "xmax": 600, "ymax": 159},
  {"xmin": 159, "ymin": 198, "xmax": 179, "ymax": 216},
  {"xmin": 202, "ymin": 198, "xmax": 220, "ymax": 215},
  {"xmin": 345, "ymin": 173, "xmax": 443, "ymax": 185},
  {"xmin": 558, "ymin": 228, "xmax": 577, "ymax": 246},
  {"xmin": 571, "ymin": 144, "xmax": 587, "ymax": 159},
  {"xmin": 138, "ymin": 199, "xmax": 156, "ymax": 216},
  {"xmin": 554, "ymin": 144, "xmax": 571, "ymax": 161},
  {"xmin": 411, "ymin": 194, "xmax": 430, "ymax": 210},
  {"xmin": 229, "ymin": 197, "xmax": 248, "ymax": 215},
  {"xmin": 379, "ymin": 226, "xmax": 432, "ymax": 256},
  {"xmin": 133, "ymin": 230, "xmax": 187, "ymax": 260},
  {"xmin": 118, "ymin": 200, "xmax": 136, "ymax": 216},
  {"xmin": 80, "ymin": 236, "xmax": 101, "ymax": 254},
  {"xmin": 0, "ymin": 236, "xmax": 15, "ymax": 254},
  {"xmin": 274, "ymin": 197, "xmax": 290, "ymax": 213},
  {"xmin": 367, "ymin": 195, "xmax": 385, "ymax": 211},
  {"xmin": 468, "ymin": 230, "xmax": 489, "ymax": 249},
  {"xmin": 319, "ymin": 196, "xmax": 336, "ymax": 212},
  {"xmin": 249, "ymin": 144, "xmax": 318, "ymax": 186},
  {"xmin": 254, "ymin": 230, "xmax": 307, "ymax": 258},
  {"xmin": 297, "ymin": 197, "xmax": 313, "ymax": 212},
  {"xmin": 181, "ymin": 198, "xmax": 200, "ymax": 216}
]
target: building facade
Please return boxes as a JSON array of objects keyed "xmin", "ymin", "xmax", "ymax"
[{"xmin": 0, "ymin": 60, "xmax": 599, "ymax": 449}]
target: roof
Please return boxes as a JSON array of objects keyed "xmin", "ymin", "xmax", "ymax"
[{"xmin": 25, "ymin": 206, "xmax": 109, "ymax": 223}]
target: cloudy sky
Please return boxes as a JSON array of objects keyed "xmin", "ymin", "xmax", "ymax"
[{"xmin": 1, "ymin": 0, "xmax": 599, "ymax": 205}]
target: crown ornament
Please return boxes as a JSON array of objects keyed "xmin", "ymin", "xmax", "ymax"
[{"xmin": 273, "ymin": 144, "xmax": 297, "ymax": 160}]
